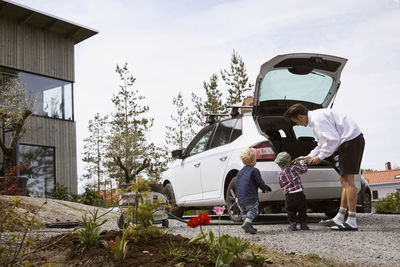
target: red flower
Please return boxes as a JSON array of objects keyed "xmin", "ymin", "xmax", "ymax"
[
  {"xmin": 187, "ymin": 217, "xmax": 200, "ymax": 228},
  {"xmin": 198, "ymin": 213, "xmax": 211, "ymax": 226}
]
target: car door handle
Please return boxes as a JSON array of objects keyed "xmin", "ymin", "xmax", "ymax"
[
  {"xmin": 219, "ymin": 156, "xmax": 227, "ymax": 162},
  {"xmin": 194, "ymin": 163, "xmax": 201, "ymax": 168}
]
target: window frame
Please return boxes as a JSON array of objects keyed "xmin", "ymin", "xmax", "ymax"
[
  {"xmin": 17, "ymin": 143, "xmax": 56, "ymax": 198},
  {"xmin": 183, "ymin": 124, "xmax": 216, "ymax": 158}
]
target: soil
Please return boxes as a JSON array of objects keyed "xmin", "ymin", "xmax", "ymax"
[{"xmin": 24, "ymin": 231, "xmax": 264, "ymax": 267}]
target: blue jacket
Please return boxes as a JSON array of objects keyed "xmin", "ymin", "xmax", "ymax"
[{"xmin": 236, "ymin": 165, "xmax": 271, "ymax": 205}]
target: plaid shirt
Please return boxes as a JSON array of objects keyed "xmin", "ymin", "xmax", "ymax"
[{"xmin": 278, "ymin": 161, "xmax": 308, "ymax": 194}]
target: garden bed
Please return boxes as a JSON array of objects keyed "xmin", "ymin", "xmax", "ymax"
[{"xmin": 24, "ymin": 230, "xmax": 263, "ymax": 266}]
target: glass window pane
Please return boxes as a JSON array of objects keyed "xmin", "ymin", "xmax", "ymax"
[
  {"xmin": 64, "ymin": 84, "xmax": 73, "ymax": 120},
  {"xmin": 210, "ymin": 119, "xmax": 238, "ymax": 149},
  {"xmin": 18, "ymin": 71, "xmax": 74, "ymax": 120},
  {"xmin": 186, "ymin": 125, "xmax": 215, "ymax": 156},
  {"xmin": 43, "ymin": 86, "xmax": 62, "ymax": 119},
  {"xmin": 17, "ymin": 144, "xmax": 55, "ymax": 198},
  {"xmin": 230, "ymin": 119, "xmax": 242, "ymax": 142},
  {"xmin": 259, "ymin": 69, "xmax": 333, "ymax": 104}
]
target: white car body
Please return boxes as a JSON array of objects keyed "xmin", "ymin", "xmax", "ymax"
[{"xmin": 162, "ymin": 53, "xmax": 371, "ymax": 221}]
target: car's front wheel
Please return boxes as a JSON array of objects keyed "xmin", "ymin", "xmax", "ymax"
[
  {"xmin": 225, "ymin": 177, "xmax": 242, "ymax": 222},
  {"xmin": 164, "ymin": 183, "xmax": 185, "ymax": 218}
]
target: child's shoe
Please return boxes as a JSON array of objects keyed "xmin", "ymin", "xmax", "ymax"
[
  {"xmin": 288, "ymin": 223, "xmax": 297, "ymax": 231},
  {"xmin": 242, "ymin": 222, "xmax": 257, "ymax": 234},
  {"xmin": 300, "ymin": 223, "xmax": 310, "ymax": 230}
]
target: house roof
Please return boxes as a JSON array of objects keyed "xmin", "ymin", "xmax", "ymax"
[
  {"xmin": 0, "ymin": 0, "xmax": 98, "ymax": 44},
  {"xmin": 362, "ymin": 169, "xmax": 400, "ymax": 184}
]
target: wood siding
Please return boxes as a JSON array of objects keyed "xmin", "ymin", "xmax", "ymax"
[
  {"xmin": 19, "ymin": 116, "xmax": 78, "ymax": 193},
  {"xmin": 0, "ymin": 16, "xmax": 75, "ymax": 82}
]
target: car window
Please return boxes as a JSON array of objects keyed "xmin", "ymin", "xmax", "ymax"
[
  {"xmin": 210, "ymin": 119, "xmax": 239, "ymax": 149},
  {"xmin": 230, "ymin": 118, "xmax": 242, "ymax": 142},
  {"xmin": 259, "ymin": 69, "xmax": 333, "ymax": 105},
  {"xmin": 293, "ymin": 126, "xmax": 315, "ymax": 140},
  {"xmin": 186, "ymin": 125, "xmax": 215, "ymax": 156}
]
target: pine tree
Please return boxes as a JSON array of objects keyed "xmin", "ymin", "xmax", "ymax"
[
  {"xmin": 165, "ymin": 92, "xmax": 194, "ymax": 151},
  {"xmin": 221, "ymin": 50, "xmax": 254, "ymax": 106},
  {"xmin": 82, "ymin": 113, "xmax": 108, "ymax": 193},
  {"xmin": 106, "ymin": 63, "xmax": 167, "ymax": 184},
  {"xmin": 191, "ymin": 73, "xmax": 226, "ymax": 127}
]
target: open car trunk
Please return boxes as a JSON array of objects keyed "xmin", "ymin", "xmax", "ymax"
[{"xmin": 256, "ymin": 115, "xmax": 335, "ymax": 164}]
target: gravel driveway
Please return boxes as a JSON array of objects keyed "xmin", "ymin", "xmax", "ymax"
[{"xmin": 162, "ymin": 213, "xmax": 399, "ymax": 267}]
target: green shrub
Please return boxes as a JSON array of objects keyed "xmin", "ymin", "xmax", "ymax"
[
  {"xmin": 375, "ymin": 192, "xmax": 400, "ymax": 212},
  {"xmin": 77, "ymin": 209, "xmax": 108, "ymax": 248},
  {"xmin": 0, "ymin": 197, "xmax": 46, "ymax": 266},
  {"xmin": 80, "ymin": 186, "xmax": 101, "ymax": 206}
]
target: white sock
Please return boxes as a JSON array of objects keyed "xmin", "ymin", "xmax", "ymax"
[
  {"xmin": 245, "ymin": 218, "xmax": 253, "ymax": 224},
  {"xmin": 333, "ymin": 207, "xmax": 347, "ymax": 225},
  {"xmin": 345, "ymin": 212, "xmax": 357, "ymax": 228}
]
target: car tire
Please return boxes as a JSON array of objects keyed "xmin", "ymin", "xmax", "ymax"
[
  {"xmin": 225, "ymin": 177, "xmax": 242, "ymax": 222},
  {"xmin": 117, "ymin": 214, "xmax": 128, "ymax": 229},
  {"xmin": 361, "ymin": 191, "xmax": 372, "ymax": 213},
  {"xmin": 164, "ymin": 183, "xmax": 185, "ymax": 218}
]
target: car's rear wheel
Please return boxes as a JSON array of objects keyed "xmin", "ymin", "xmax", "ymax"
[
  {"xmin": 164, "ymin": 183, "xmax": 185, "ymax": 218},
  {"xmin": 225, "ymin": 177, "xmax": 242, "ymax": 222}
]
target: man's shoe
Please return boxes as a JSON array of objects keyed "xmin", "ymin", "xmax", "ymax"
[
  {"xmin": 300, "ymin": 223, "xmax": 310, "ymax": 230},
  {"xmin": 288, "ymin": 223, "xmax": 297, "ymax": 231},
  {"xmin": 242, "ymin": 222, "xmax": 257, "ymax": 234},
  {"xmin": 319, "ymin": 219, "xmax": 339, "ymax": 227}
]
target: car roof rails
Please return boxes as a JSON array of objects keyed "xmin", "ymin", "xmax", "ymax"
[
  {"xmin": 227, "ymin": 105, "xmax": 254, "ymax": 117},
  {"xmin": 206, "ymin": 113, "xmax": 229, "ymax": 124}
]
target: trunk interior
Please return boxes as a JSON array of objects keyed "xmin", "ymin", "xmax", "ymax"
[{"xmin": 256, "ymin": 115, "xmax": 334, "ymax": 163}]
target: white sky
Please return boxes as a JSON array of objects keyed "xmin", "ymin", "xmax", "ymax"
[{"xmin": 12, "ymin": 0, "xmax": 400, "ymax": 190}]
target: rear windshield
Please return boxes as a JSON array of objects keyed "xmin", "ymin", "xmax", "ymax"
[{"xmin": 259, "ymin": 69, "xmax": 333, "ymax": 104}]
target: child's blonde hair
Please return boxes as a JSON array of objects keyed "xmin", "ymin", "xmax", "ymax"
[{"xmin": 240, "ymin": 148, "xmax": 257, "ymax": 165}]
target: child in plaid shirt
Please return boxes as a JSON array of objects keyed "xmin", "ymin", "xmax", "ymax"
[{"xmin": 275, "ymin": 152, "xmax": 309, "ymax": 231}]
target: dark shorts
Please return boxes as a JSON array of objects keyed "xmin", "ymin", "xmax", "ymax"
[{"xmin": 338, "ymin": 134, "xmax": 365, "ymax": 175}]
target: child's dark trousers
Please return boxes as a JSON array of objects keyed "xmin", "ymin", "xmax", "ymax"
[{"xmin": 285, "ymin": 191, "xmax": 307, "ymax": 224}]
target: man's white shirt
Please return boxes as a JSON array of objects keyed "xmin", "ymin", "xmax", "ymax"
[{"xmin": 307, "ymin": 109, "xmax": 362, "ymax": 160}]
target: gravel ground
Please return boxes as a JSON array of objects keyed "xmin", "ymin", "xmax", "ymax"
[{"xmin": 159, "ymin": 213, "xmax": 400, "ymax": 267}]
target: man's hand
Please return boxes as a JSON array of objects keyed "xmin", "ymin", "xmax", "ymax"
[
  {"xmin": 308, "ymin": 156, "xmax": 322, "ymax": 165},
  {"xmin": 296, "ymin": 156, "xmax": 310, "ymax": 161}
]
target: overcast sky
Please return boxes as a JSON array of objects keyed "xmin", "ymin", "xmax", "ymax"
[{"xmin": 12, "ymin": 0, "xmax": 400, "ymax": 190}]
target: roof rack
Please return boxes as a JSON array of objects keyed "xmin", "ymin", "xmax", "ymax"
[{"xmin": 227, "ymin": 105, "xmax": 254, "ymax": 117}]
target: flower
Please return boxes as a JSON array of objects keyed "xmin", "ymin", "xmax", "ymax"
[
  {"xmin": 198, "ymin": 213, "xmax": 211, "ymax": 226},
  {"xmin": 142, "ymin": 250, "xmax": 150, "ymax": 254},
  {"xmin": 213, "ymin": 206, "xmax": 225, "ymax": 216},
  {"xmin": 188, "ymin": 217, "xmax": 200, "ymax": 228}
]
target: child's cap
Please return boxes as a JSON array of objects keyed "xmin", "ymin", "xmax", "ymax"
[{"xmin": 274, "ymin": 152, "xmax": 291, "ymax": 166}]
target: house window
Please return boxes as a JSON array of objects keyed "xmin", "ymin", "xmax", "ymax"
[
  {"xmin": 17, "ymin": 144, "xmax": 56, "ymax": 198},
  {"xmin": 0, "ymin": 68, "xmax": 74, "ymax": 121},
  {"xmin": 372, "ymin": 190, "xmax": 379, "ymax": 200}
]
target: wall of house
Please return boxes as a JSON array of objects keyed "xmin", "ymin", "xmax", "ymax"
[
  {"xmin": 0, "ymin": 15, "xmax": 78, "ymax": 193},
  {"xmin": 0, "ymin": 16, "xmax": 75, "ymax": 82},
  {"xmin": 370, "ymin": 183, "xmax": 400, "ymax": 200},
  {"xmin": 19, "ymin": 116, "xmax": 77, "ymax": 193}
]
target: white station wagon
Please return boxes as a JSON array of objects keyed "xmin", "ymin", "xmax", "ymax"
[{"xmin": 162, "ymin": 53, "xmax": 371, "ymax": 221}]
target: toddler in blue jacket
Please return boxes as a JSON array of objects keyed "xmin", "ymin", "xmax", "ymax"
[{"xmin": 236, "ymin": 148, "xmax": 272, "ymax": 234}]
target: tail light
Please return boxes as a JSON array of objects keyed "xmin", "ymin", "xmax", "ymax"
[{"xmin": 253, "ymin": 142, "xmax": 275, "ymax": 160}]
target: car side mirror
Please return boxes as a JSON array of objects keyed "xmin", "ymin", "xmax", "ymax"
[{"xmin": 171, "ymin": 150, "xmax": 183, "ymax": 159}]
